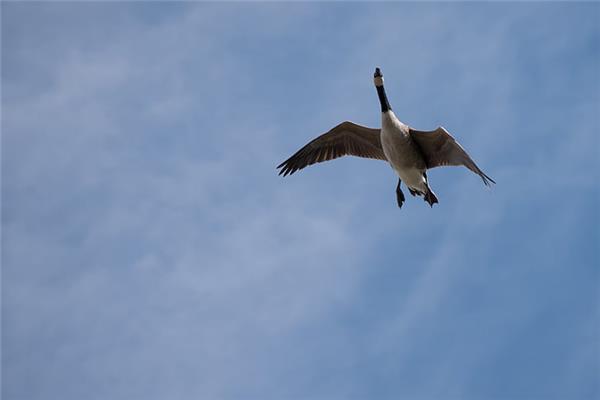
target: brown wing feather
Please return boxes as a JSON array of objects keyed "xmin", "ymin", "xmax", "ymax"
[
  {"xmin": 409, "ymin": 126, "xmax": 495, "ymax": 186},
  {"xmin": 277, "ymin": 121, "xmax": 387, "ymax": 177}
]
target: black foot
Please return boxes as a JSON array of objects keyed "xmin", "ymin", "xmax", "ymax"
[
  {"xmin": 396, "ymin": 179, "xmax": 405, "ymax": 209},
  {"xmin": 424, "ymin": 189, "xmax": 439, "ymax": 208}
]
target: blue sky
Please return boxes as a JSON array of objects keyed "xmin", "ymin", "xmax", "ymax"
[{"xmin": 2, "ymin": 2, "xmax": 598, "ymax": 399}]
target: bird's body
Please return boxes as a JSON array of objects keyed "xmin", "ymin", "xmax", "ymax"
[
  {"xmin": 379, "ymin": 111, "xmax": 428, "ymax": 194},
  {"xmin": 277, "ymin": 67, "xmax": 494, "ymax": 209}
]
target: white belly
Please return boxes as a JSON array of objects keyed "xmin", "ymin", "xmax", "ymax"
[
  {"xmin": 380, "ymin": 114, "xmax": 427, "ymax": 192},
  {"xmin": 395, "ymin": 167, "xmax": 426, "ymax": 190}
]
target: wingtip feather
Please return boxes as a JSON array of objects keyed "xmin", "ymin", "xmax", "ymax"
[{"xmin": 481, "ymin": 173, "xmax": 496, "ymax": 186}]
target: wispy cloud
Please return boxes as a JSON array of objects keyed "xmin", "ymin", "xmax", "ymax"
[{"xmin": 3, "ymin": 2, "xmax": 598, "ymax": 400}]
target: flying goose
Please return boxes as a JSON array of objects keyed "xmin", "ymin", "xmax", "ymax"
[{"xmin": 277, "ymin": 67, "xmax": 495, "ymax": 208}]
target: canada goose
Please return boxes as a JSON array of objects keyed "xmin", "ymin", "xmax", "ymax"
[{"xmin": 277, "ymin": 67, "xmax": 495, "ymax": 208}]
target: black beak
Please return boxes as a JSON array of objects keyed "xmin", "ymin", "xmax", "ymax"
[{"xmin": 374, "ymin": 67, "xmax": 382, "ymax": 78}]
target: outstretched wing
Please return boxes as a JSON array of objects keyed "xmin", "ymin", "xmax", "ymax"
[
  {"xmin": 410, "ymin": 126, "xmax": 495, "ymax": 186},
  {"xmin": 277, "ymin": 121, "xmax": 386, "ymax": 176}
]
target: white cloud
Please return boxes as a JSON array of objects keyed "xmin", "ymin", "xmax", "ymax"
[
  {"xmin": 3, "ymin": 5, "xmax": 374, "ymax": 399},
  {"xmin": 3, "ymin": 3, "xmax": 598, "ymax": 399}
]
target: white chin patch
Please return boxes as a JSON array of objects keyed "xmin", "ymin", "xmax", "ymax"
[{"xmin": 374, "ymin": 76, "xmax": 384, "ymax": 86}]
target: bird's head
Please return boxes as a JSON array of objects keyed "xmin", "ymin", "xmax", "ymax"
[{"xmin": 374, "ymin": 67, "xmax": 384, "ymax": 87}]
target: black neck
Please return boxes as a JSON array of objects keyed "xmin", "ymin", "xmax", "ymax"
[{"xmin": 376, "ymin": 85, "xmax": 392, "ymax": 113}]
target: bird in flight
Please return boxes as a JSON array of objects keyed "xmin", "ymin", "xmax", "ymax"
[{"xmin": 277, "ymin": 67, "xmax": 495, "ymax": 208}]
